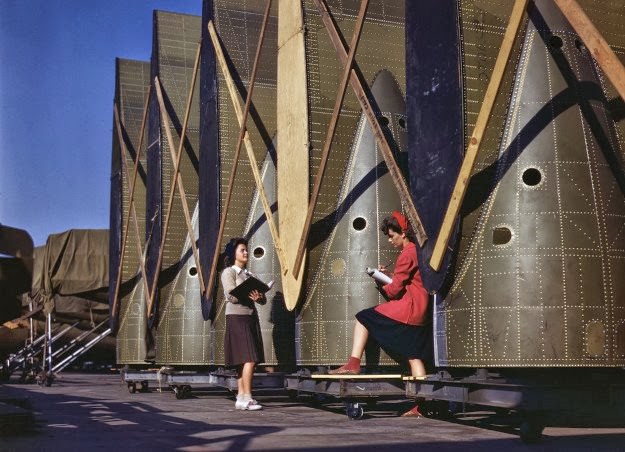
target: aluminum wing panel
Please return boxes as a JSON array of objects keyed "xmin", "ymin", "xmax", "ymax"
[
  {"xmin": 113, "ymin": 59, "xmax": 151, "ymax": 365},
  {"xmin": 146, "ymin": 12, "xmax": 207, "ymax": 365},
  {"xmin": 297, "ymin": 0, "xmax": 408, "ymax": 366},
  {"xmin": 437, "ymin": 0, "xmax": 625, "ymax": 367}
]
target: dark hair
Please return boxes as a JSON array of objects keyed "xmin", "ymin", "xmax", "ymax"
[
  {"xmin": 223, "ymin": 237, "xmax": 248, "ymax": 267},
  {"xmin": 380, "ymin": 216, "xmax": 415, "ymax": 243}
]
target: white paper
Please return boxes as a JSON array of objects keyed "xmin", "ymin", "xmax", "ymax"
[{"xmin": 366, "ymin": 267, "xmax": 392, "ymax": 285}]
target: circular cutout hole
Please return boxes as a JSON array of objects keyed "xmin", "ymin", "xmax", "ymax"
[
  {"xmin": 253, "ymin": 247, "xmax": 265, "ymax": 259},
  {"xmin": 493, "ymin": 227, "xmax": 512, "ymax": 245},
  {"xmin": 549, "ymin": 35, "xmax": 563, "ymax": 50},
  {"xmin": 522, "ymin": 168, "xmax": 542, "ymax": 186},
  {"xmin": 188, "ymin": 266, "xmax": 197, "ymax": 277},
  {"xmin": 379, "ymin": 116, "xmax": 390, "ymax": 126},
  {"xmin": 574, "ymin": 39, "xmax": 586, "ymax": 53},
  {"xmin": 398, "ymin": 118, "xmax": 406, "ymax": 129},
  {"xmin": 352, "ymin": 217, "xmax": 367, "ymax": 231}
]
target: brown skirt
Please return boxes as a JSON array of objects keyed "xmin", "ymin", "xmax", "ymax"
[{"xmin": 224, "ymin": 314, "xmax": 265, "ymax": 367}]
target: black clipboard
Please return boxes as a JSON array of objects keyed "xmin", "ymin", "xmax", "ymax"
[{"xmin": 229, "ymin": 275, "xmax": 273, "ymax": 301}]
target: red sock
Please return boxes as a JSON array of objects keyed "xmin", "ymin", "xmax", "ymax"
[{"xmin": 345, "ymin": 356, "xmax": 361, "ymax": 370}]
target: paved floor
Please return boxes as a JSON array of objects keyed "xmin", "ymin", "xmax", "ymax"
[{"xmin": 1, "ymin": 372, "xmax": 624, "ymax": 451}]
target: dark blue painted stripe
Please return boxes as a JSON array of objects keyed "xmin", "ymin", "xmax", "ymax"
[{"xmin": 406, "ymin": 0, "xmax": 463, "ymax": 294}]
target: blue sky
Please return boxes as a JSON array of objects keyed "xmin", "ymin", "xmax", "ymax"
[{"xmin": 0, "ymin": 0, "xmax": 202, "ymax": 246}]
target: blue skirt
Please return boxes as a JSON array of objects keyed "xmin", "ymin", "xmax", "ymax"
[{"xmin": 356, "ymin": 307, "xmax": 432, "ymax": 363}]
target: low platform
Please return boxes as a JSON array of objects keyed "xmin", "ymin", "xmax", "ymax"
[{"xmin": 3, "ymin": 372, "xmax": 625, "ymax": 447}]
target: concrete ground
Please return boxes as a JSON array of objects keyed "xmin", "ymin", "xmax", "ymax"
[{"xmin": 1, "ymin": 372, "xmax": 624, "ymax": 451}]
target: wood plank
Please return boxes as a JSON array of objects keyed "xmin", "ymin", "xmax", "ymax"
[
  {"xmin": 147, "ymin": 43, "xmax": 202, "ymax": 318},
  {"xmin": 1, "ymin": 306, "xmax": 43, "ymax": 329},
  {"xmin": 553, "ymin": 0, "xmax": 625, "ymax": 102},
  {"xmin": 292, "ymin": 0, "xmax": 369, "ymax": 279},
  {"xmin": 202, "ymin": 3, "xmax": 275, "ymax": 306},
  {"xmin": 429, "ymin": 0, "xmax": 529, "ymax": 271},
  {"xmin": 310, "ymin": 374, "xmax": 403, "ymax": 380},
  {"xmin": 278, "ymin": 0, "xmax": 310, "ymax": 310},
  {"xmin": 112, "ymin": 98, "xmax": 152, "ymax": 319},
  {"xmin": 312, "ymin": 0, "xmax": 427, "ymax": 248},
  {"xmin": 203, "ymin": 27, "xmax": 252, "ymax": 307},
  {"xmin": 207, "ymin": 19, "xmax": 287, "ymax": 274}
]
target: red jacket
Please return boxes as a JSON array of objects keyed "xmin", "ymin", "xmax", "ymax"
[{"xmin": 374, "ymin": 242, "xmax": 429, "ymax": 326}]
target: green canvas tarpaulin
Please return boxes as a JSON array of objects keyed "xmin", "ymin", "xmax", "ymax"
[{"xmin": 33, "ymin": 229, "xmax": 109, "ymax": 314}]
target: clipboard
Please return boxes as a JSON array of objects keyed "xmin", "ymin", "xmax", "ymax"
[{"xmin": 229, "ymin": 275, "xmax": 274, "ymax": 301}]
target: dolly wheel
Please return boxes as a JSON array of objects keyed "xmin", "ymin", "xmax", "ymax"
[
  {"xmin": 173, "ymin": 386, "xmax": 182, "ymax": 399},
  {"xmin": 345, "ymin": 402, "xmax": 364, "ymax": 420},
  {"xmin": 174, "ymin": 385, "xmax": 191, "ymax": 400},
  {"xmin": 128, "ymin": 382, "xmax": 137, "ymax": 394}
]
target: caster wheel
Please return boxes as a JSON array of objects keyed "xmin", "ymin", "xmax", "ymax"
[
  {"xmin": 140, "ymin": 381, "xmax": 149, "ymax": 392},
  {"xmin": 128, "ymin": 382, "xmax": 137, "ymax": 394},
  {"xmin": 345, "ymin": 402, "xmax": 364, "ymax": 420},
  {"xmin": 174, "ymin": 385, "xmax": 190, "ymax": 400}
]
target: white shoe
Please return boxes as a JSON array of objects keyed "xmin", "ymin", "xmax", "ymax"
[{"xmin": 235, "ymin": 399, "xmax": 262, "ymax": 411}]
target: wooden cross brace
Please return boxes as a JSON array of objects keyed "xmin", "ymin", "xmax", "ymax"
[
  {"xmin": 203, "ymin": 0, "xmax": 284, "ymax": 306},
  {"xmin": 147, "ymin": 41, "xmax": 204, "ymax": 319},
  {"xmin": 429, "ymin": 0, "xmax": 625, "ymax": 272},
  {"xmin": 310, "ymin": 0, "xmax": 428, "ymax": 251},
  {"xmin": 111, "ymin": 88, "xmax": 153, "ymax": 323},
  {"xmin": 291, "ymin": 0, "xmax": 369, "ymax": 279},
  {"xmin": 429, "ymin": 0, "xmax": 529, "ymax": 271}
]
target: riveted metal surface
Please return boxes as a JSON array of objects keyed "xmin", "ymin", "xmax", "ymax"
[
  {"xmin": 437, "ymin": 0, "xmax": 625, "ymax": 367},
  {"xmin": 209, "ymin": 1, "xmax": 410, "ymax": 367},
  {"xmin": 297, "ymin": 69, "xmax": 407, "ymax": 366},
  {"xmin": 146, "ymin": 12, "xmax": 209, "ymax": 365},
  {"xmin": 297, "ymin": 0, "xmax": 408, "ymax": 366},
  {"xmin": 209, "ymin": 1, "xmax": 280, "ymax": 366},
  {"xmin": 113, "ymin": 59, "xmax": 151, "ymax": 365}
]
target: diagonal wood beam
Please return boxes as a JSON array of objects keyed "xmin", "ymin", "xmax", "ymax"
[
  {"xmin": 111, "ymin": 89, "xmax": 153, "ymax": 322},
  {"xmin": 429, "ymin": 0, "xmax": 528, "ymax": 271},
  {"xmin": 312, "ymin": 0, "xmax": 427, "ymax": 248},
  {"xmin": 207, "ymin": 13, "xmax": 288, "ymax": 277},
  {"xmin": 202, "ymin": 2, "xmax": 274, "ymax": 306},
  {"xmin": 292, "ymin": 0, "xmax": 369, "ymax": 279},
  {"xmin": 147, "ymin": 42, "xmax": 203, "ymax": 319},
  {"xmin": 552, "ymin": 0, "xmax": 625, "ymax": 102}
]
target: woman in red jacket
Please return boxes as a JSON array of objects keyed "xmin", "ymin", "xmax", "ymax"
[{"xmin": 329, "ymin": 211, "xmax": 431, "ymax": 377}]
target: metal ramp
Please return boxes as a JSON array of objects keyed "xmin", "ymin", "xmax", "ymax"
[{"xmin": 1, "ymin": 314, "xmax": 112, "ymax": 386}]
